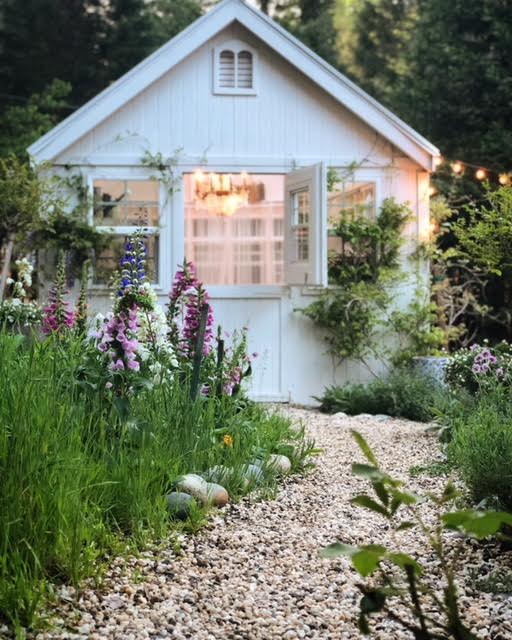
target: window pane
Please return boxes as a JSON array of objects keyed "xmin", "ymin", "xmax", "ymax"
[
  {"xmin": 93, "ymin": 180, "xmax": 159, "ymax": 227},
  {"xmin": 94, "ymin": 235, "xmax": 159, "ymax": 285},
  {"xmin": 290, "ymin": 188, "xmax": 310, "ymax": 263},
  {"xmin": 328, "ymin": 180, "xmax": 375, "ymax": 227},
  {"xmin": 184, "ymin": 174, "xmax": 284, "ymax": 285},
  {"xmin": 327, "ymin": 178, "xmax": 376, "ymax": 284}
]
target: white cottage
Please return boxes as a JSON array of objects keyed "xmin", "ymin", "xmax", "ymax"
[{"xmin": 29, "ymin": 0, "xmax": 439, "ymax": 404}]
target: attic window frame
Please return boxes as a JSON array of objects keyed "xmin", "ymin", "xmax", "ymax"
[{"xmin": 213, "ymin": 40, "xmax": 257, "ymax": 96}]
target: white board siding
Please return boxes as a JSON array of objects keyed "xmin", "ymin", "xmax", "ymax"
[{"xmin": 56, "ymin": 25, "xmax": 393, "ymax": 167}]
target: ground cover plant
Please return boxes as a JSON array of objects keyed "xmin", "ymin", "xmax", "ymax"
[
  {"xmin": 317, "ymin": 369, "xmax": 446, "ymax": 423},
  {"xmin": 0, "ymin": 233, "xmax": 307, "ymax": 633}
]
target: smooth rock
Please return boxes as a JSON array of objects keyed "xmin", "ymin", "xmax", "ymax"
[
  {"xmin": 333, "ymin": 411, "xmax": 348, "ymax": 418},
  {"xmin": 206, "ymin": 482, "xmax": 230, "ymax": 507},
  {"xmin": 242, "ymin": 463, "xmax": 264, "ymax": 484},
  {"xmin": 165, "ymin": 492, "xmax": 196, "ymax": 520},
  {"xmin": 355, "ymin": 413, "xmax": 373, "ymax": 419},
  {"xmin": 267, "ymin": 454, "xmax": 292, "ymax": 474},
  {"xmin": 175, "ymin": 473, "xmax": 209, "ymax": 504},
  {"xmin": 205, "ymin": 465, "xmax": 234, "ymax": 484},
  {"xmin": 374, "ymin": 414, "xmax": 391, "ymax": 422}
]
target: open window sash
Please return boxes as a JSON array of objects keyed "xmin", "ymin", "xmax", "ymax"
[{"xmin": 284, "ymin": 162, "xmax": 327, "ymax": 286}]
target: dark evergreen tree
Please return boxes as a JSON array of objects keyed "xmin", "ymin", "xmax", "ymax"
[
  {"xmin": 396, "ymin": 0, "xmax": 512, "ymax": 171},
  {"xmin": 336, "ymin": 0, "xmax": 417, "ymax": 107},
  {"xmin": 0, "ymin": 0, "xmax": 109, "ymax": 110},
  {"xmin": 274, "ymin": 0, "xmax": 339, "ymax": 67},
  {"xmin": 0, "ymin": 0, "xmax": 202, "ymax": 114}
]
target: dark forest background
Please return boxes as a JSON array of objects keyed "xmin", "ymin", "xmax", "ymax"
[{"xmin": 0, "ymin": 0, "xmax": 511, "ymax": 174}]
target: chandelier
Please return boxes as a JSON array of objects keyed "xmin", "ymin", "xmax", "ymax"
[{"xmin": 193, "ymin": 171, "xmax": 252, "ymax": 217}]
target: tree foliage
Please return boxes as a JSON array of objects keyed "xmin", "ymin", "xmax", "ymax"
[{"xmin": 0, "ymin": 0, "xmax": 202, "ymax": 115}]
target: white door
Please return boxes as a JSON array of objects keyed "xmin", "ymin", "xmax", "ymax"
[{"xmin": 284, "ymin": 162, "xmax": 327, "ymax": 287}]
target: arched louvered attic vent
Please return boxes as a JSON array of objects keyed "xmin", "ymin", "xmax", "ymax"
[
  {"xmin": 219, "ymin": 50, "xmax": 235, "ymax": 88},
  {"xmin": 214, "ymin": 41, "xmax": 257, "ymax": 95}
]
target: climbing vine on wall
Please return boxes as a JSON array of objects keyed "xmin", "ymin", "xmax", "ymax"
[
  {"xmin": 141, "ymin": 148, "xmax": 183, "ymax": 202},
  {"xmin": 30, "ymin": 169, "xmax": 108, "ymax": 281},
  {"xmin": 301, "ymin": 197, "xmax": 412, "ymax": 369}
]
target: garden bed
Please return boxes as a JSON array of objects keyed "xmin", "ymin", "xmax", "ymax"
[{"xmin": 15, "ymin": 409, "xmax": 512, "ymax": 640}]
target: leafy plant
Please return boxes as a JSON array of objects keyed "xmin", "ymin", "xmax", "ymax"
[
  {"xmin": 141, "ymin": 148, "xmax": 183, "ymax": 201},
  {"xmin": 317, "ymin": 369, "xmax": 445, "ymax": 422},
  {"xmin": 389, "ymin": 291, "xmax": 446, "ymax": 367},
  {"xmin": 445, "ymin": 341, "xmax": 512, "ymax": 393},
  {"xmin": 449, "ymin": 388, "xmax": 512, "ymax": 510},
  {"xmin": 322, "ymin": 430, "xmax": 512, "ymax": 639},
  {"xmin": 300, "ymin": 198, "xmax": 410, "ymax": 367}
]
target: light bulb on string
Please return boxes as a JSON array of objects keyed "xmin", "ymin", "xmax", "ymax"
[
  {"xmin": 475, "ymin": 169, "xmax": 486, "ymax": 181},
  {"xmin": 428, "ymin": 186, "xmax": 437, "ymax": 197},
  {"xmin": 499, "ymin": 174, "xmax": 510, "ymax": 186},
  {"xmin": 433, "ymin": 156, "xmax": 443, "ymax": 169},
  {"xmin": 451, "ymin": 161, "xmax": 463, "ymax": 174}
]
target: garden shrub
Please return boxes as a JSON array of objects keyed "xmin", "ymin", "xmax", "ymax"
[
  {"xmin": 449, "ymin": 389, "xmax": 512, "ymax": 510},
  {"xmin": 445, "ymin": 341, "xmax": 512, "ymax": 393},
  {"xmin": 317, "ymin": 369, "xmax": 445, "ymax": 422}
]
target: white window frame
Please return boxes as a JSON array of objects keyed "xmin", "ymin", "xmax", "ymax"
[
  {"xmin": 87, "ymin": 173, "xmax": 165, "ymax": 290},
  {"xmin": 213, "ymin": 40, "xmax": 258, "ymax": 96}
]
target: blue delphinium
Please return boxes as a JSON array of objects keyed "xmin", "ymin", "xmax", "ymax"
[{"xmin": 115, "ymin": 231, "xmax": 153, "ymax": 312}]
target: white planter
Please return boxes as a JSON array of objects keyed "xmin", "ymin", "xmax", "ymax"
[{"xmin": 412, "ymin": 356, "xmax": 450, "ymax": 385}]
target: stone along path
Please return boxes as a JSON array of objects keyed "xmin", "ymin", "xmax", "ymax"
[{"xmin": 35, "ymin": 408, "xmax": 512, "ymax": 640}]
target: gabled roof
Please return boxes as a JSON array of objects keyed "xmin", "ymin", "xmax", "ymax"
[{"xmin": 28, "ymin": 0, "xmax": 439, "ymax": 170}]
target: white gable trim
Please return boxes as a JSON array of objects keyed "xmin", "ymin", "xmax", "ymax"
[{"xmin": 28, "ymin": 0, "xmax": 439, "ymax": 170}]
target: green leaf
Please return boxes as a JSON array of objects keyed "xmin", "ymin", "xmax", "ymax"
[
  {"xmin": 396, "ymin": 521, "xmax": 416, "ymax": 531},
  {"xmin": 387, "ymin": 552, "xmax": 423, "ymax": 576},
  {"xmin": 320, "ymin": 542, "xmax": 358, "ymax": 559},
  {"xmin": 351, "ymin": 494, "xmax": 390, "ymax": 517},
  {"xmin": 352, "ymin": 546, "xmax": 386, "ymax": 577},
  {"xmin": 443, "ymin": 510, "xmax": 512, "ymax": 538},
  {"xmin": 374, "ymin": 481, "xmax": 390, "ymax": 506},
  {"xmin": 351, "ymin": 429, "xmax": 379, "ymax": 466},
  {"xmin": 352, "ymin": 463, "xmax": 387, "ymax": 482},
  {"xmin": 393, "ymin": 490, "xmax": 419, "ymax": 505}
]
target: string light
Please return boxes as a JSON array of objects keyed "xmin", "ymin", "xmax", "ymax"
[
  {"xmin": 435, "ymin": 158, "xmax": 510, "ymax": 183},
  {"xmin": 428, "ymin": 186, "xmax": 437, "ymax": 197}
]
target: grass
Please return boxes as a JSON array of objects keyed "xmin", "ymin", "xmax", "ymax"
[
  {"xmin": 0, "ymin": 332, "xmax": 306, "ymax": 632},
  {"xmin": 317, "ymin": 369, "xmax": 448, "ymax": 422},
  {"xmin": 408, "ymin": 459, "xmax": 453, "ymax": 478}
]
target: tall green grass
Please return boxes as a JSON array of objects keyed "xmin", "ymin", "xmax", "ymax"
[{"xmin": 0, "ymin": 333, "xmax": 300, "ymax": 630}]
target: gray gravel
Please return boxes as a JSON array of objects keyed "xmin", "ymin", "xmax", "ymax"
[{"xmin": 29, "ymin": 408, "xmax": 512, "ymax": 639}]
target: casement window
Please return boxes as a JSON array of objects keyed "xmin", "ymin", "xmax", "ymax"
[
  {"xmin": 92, "ymin": 179, "xmax": 160, "ymax": 285},
  {"xmin": 213, "ymin": 41, "xmax": 257, "ymax": 95},
  {"xmin": 284, "ymin": 163, "xmax": 327, "ymax": 286}
]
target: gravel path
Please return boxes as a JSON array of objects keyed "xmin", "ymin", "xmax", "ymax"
[{"xmin": 33, "ymin": 408, "xmax": 512, "ymax": 640}]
